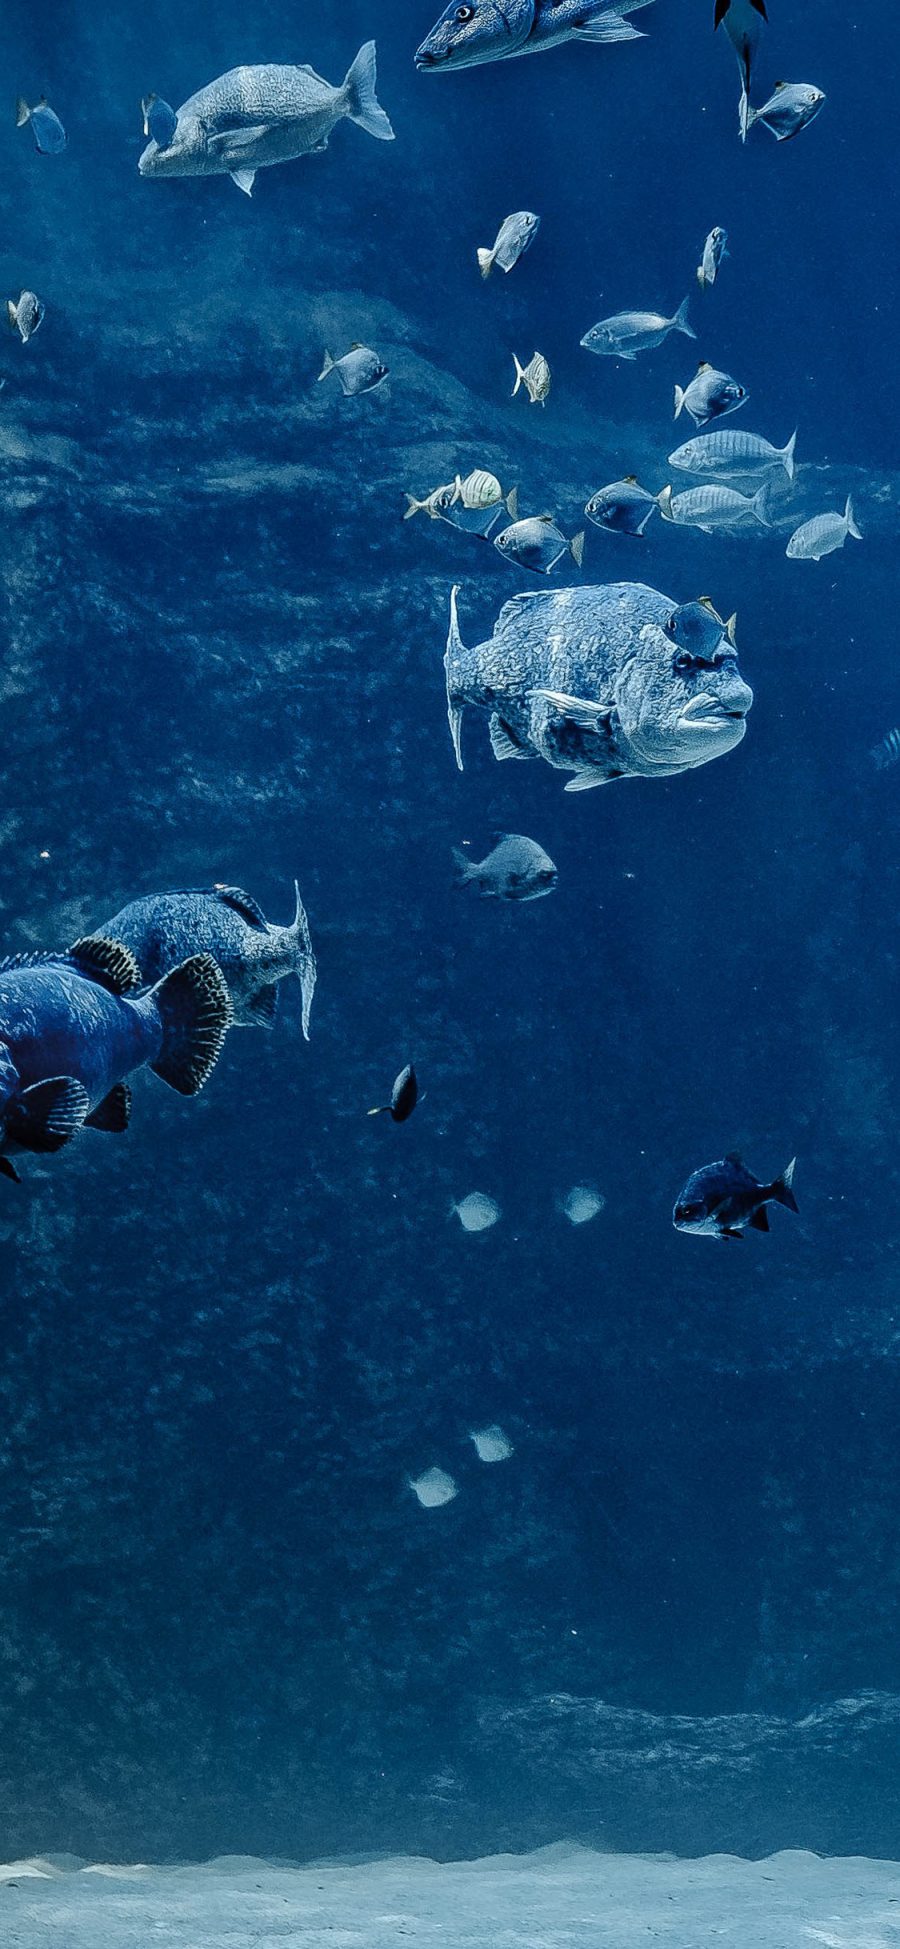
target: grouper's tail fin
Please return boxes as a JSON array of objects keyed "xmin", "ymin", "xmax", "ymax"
[
  {"xmin": 445, "ymin": 585, "xmax": 467, "ymax": 772},
  {"xmin": 343, "ymin": 41, "xmax": 395, "ymax": 142},
  {"xmin": 150, "ymin": 953, "xmax": 232, "ymax": 1095},
  {"xmin": 290, "ymin": 879, "xmax": 317, "ymax": 1042}
]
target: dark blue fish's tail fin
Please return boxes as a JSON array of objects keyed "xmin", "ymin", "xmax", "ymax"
[
  {"xmin": 149, "ymin": 954, "xmax": 232, "ymax": 1095},
  {"xmin": 290, "ymin": 880, "xmax": 317, "ymax": 1041},
  {"xmin": 343, "ymin": 41, "xmax": 395, "ymax": 142},
  {"xmin": 768, "ymin": 1157, "xmax": 799, "ymax": 1213}
]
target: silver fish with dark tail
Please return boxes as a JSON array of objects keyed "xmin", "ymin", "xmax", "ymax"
[
  {"xmin": 443, "ymin": 584, "xmax": 753, "ymax": 792},
  {"xmin": 138, "ymin": 42, "xmax": 394, "ymax": 196},
  {"xmin": 416, "ymin": 0, "xmax": 654, "ymax": 71},
  {"xmin": 99, "ymin": 883, "xmax": 316, "ymax": 1037}
]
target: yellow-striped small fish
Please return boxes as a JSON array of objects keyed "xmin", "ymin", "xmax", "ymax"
[
  {"xmin": 453, "ymin": 470, "xmax": 518, "ymax": 518},
  {"xmin": 511, "ymin": 351, "xmax": 551, "ymax": 406}
]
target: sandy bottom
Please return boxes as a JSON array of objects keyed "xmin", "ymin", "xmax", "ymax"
[{"xmin": 1, "ymin": 1843, "xmax": 899, "ymax": 1947}]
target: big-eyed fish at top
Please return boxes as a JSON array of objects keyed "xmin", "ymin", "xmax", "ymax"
[
  {"xmin": 138, "ymin": 42, "xmax": 394, "ymax": 197},
  {"xmin": 415, "ymin": 0, "xmax": 656, "ymax": 72}
]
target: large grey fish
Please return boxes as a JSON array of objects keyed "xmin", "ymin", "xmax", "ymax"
[
  {"xmin": 674, "ymin": 363, "xmax": 747, "ymax": 427},
  {"xmin": 581, "ymin": 299, "xmax": 695, "ymax": 360},
  {"xmin": 99, "ymin": 883, "xmax": 316, "ymax": 1036},
  {"xmin": 745, "ymin": 81, "xmax": 825, "ymax": 142},
  {"xmin": 138, "ymin": 42, "xmax": 394, "ymax": 196},
  {"xmin": 477, "ymin": 210, "xmax": 540, "ymax": 277},
  {"xmin": 444, "ymin": 584, "xmax": 752, "ymax": 792},
  {"xmin": 658, "ymin": 481, "xmax": 770, "ymax": 532},
  {"xmin": 585, "ymin": 478, "xmax": 660, "ymax": 537},
  {"xmin": 786, "ymin": 499, "xmax": 861, "ymax": 562},
  {"xmin": 452, "ymin": 832, "xmax": 558, "ymax": 900},
  {"xmin": 669, "ymin": 428, "xmax": 796, "ymax": 480},
  {"xmin": 0, "ymin": 936, "xmax": 231, "ymax": 1179},
  {"xmin": 415, "ymin": 0, "xmax": 654, "ymax": 71}
]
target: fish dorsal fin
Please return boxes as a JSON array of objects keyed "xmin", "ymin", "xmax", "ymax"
[
  {"xmin": 726, "ymin": 612, "xmax": 738, "ymax": 645},
  {"xmin": 623, "ymin": 475, "xmax": 639, "ymax": 484},
  {"xmin": 713, "ymin": 0, "xmax": 729, "ymax": 25},
  {"xmin": 725, "ymin": 1149, "xmax": 743, "ymax": 1168},
  {"xmin": 349, "ymin": 341, "xmax": 364, "ymax": 351},
  {"xmin": 535, "ymin": 512, "xmax": 555, "ymax": 524},
  {"xmin": 211, "ymin": 885, "xmax": 269, "ymax": 930},
  {"xmin": 0, "ymin": 949, "xmax": 66, "ymax": 973},
  {"xmin": 698, "ymin": 361, "xmax": 712, "ymax": 372},
  {"xmin": 84, "ymin": 1083, "xmax": 132, "ymax": 1133},
  {"xmin": 775, "ymin": 79, "xmax": 786, "ymax": 88},
  {"xmin": 68, "ymin": 935, "xmax": 142, "ymax": 994},
  {"xmin": 748, "ymin": 1205, "xmax": 770, "ymax": 1231},
  {"xmin": 496, "ymin": 591, "xmax": 553, "ymax": 628}
]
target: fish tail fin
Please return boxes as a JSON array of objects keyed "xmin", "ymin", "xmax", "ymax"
[
  {"xmin": 451, "ymin": 847, "xmax": 474, "ymax": 887},
  {"xmin": 476, "ymin": 247, "xmax": 494, "ymax": 278},
  {"xmin": 505, "ymin": 485, "xmax": 519, "ymax": 519},
  {"xmin": 318, "ymin": 350, "xmax": 335, "ymax": 382},
  {"xmin": 672, "ymin": 296, "xmax": 696, "ymax": 339},
  {"xmin": 445, "ymin": 585, "xmax": 467, "ymax": 771},
  {"xmin": 739, "ymin": 85, "xmax": 751, "ymax": 140},
  {"xmin": 15, "ymin": 97, "xmax": 31, "ymax": 127},
  {"xmin": 751, "ymin": 482, "xmax": 773, "ymax": 527},
  {"xmin": 570, "ymin": 530, "xmax": 585, "ymax": 567},
  {"xmin": 769, "ymin": 1157, "xmax": 799, "ymax": 1213},
  {"xmin": 404, "ymin": 493, "xmax": 425, "ymax": 519},
  {"xmin": 657, "ymin": 485, "xmax": 674, "ymax": 520},
  {"xmin": 149, "ymin": 953, "xmax": 232, "ymax": 1095},
  {"xmin": 673, "ymin": 384, "xmax": 685, "ymax": 419},
  {"xmin": 343, "ymin": 40, "xmax": 395, "ymax": 141},
  {"xmin": 289, "ymin": 880, "xmax": 317, "ymax": 1041},
  {"xmin": 782, "ymin": 430, "xmax": 797, "ymax": 481},
  {"xmin": 5, "ymin": 300, "xmax": 17, "ymax": 330},
  {"xmin": 511, "ymin": 353, "xmax": 526, "ymax": 396},
  {"xmin": 845, "ymin": 495, "xmax": 863, "ymax": 540}
]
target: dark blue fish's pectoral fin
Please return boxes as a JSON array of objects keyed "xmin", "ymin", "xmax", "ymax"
[
  {"xmin": 246, "ymin": 984, "xmax": 279, "ymax": 1027},
  {"xmin": 748, "ymin": 1206, "xmax": 770, "ymax": 1231},
  {"xmin": 6, "ymin": 1077, "xmax": 90, "ymax": 1152},
  {"xmin": 68, "ymin": 935, "xmax": 143, "ymax": 995},
  {"xmin": 84, "ymin": 1083, "xmax": 132, "ymax": 1133}
]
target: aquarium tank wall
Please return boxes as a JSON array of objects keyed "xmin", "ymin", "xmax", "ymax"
[{"xmin": 1, "ymin": 0, "xmax": 899, "ymax": 1895}]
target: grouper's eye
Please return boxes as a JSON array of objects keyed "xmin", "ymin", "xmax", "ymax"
[
  {"xmin": 674, "ymin": 650, "xmax": 696, "ymax": 674},
  {"xmin": 456, "ymin": 3, "xmax": 474, "ymax": 16}
]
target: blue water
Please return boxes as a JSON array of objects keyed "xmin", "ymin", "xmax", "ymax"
[{"xmin": 0, "ymin": 0, "xmax": 898, "ymax": 1870}]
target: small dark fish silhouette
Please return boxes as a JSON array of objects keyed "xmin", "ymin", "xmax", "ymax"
[
  {"xmin": 674, "ymin": 1150, "xmax": 797, "ymax": 1239},
  {"xmin": 141, "ymin": 94, "xmax": 177, "ymax": 148},
  {"xmin": 368, "ymin": 1063, "xmax": 418, "ymax": 1122}
]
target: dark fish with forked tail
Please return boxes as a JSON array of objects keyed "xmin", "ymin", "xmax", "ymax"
[{"xmin": 674, "ymin": 1151, "xmax": 797, "ymax": 1239}]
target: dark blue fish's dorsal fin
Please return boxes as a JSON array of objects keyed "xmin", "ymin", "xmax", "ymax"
[
  {"xmin": 68, "ymin": 935, "xmax": 143, "ymax": 995},
  {"xmin": 210, "ymin": 885, "xmax": 269, "ymax": 930},
  {"xmin": 725, "ymin": 1150, "xmax": 743, "ymax": 1168}
]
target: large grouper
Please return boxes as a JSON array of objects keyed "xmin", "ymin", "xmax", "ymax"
[
  {"xmin": 138, "ymin": 42, "xmax": 394, "ymax": 196},
  {"xmin": 444, "ymin": 583, "xmax": 753, "ymax": 791},
  {"xmin": 0, "ymin": 935, "xmax": 231, "ymax": 1181}
]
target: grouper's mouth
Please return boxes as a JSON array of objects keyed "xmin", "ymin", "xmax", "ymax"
[{"xmin": 677, "ymin": 694, "xmax": 748, "ymax": 733}]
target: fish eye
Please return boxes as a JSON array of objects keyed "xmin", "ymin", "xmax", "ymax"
[
  {"xmin": 674, "ymin": 650, "xmax": 695, "ymax": 674},
  {"xmin": 456, "ymin": 3, "xmax": 474, "ymax": 16}
]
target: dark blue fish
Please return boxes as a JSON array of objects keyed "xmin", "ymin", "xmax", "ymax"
[
  {"xmin": 99, "ymin": 883, "xmax": 316, "ymax": 1037},
  {"xmin": 141, "ymin": 94, "xmax": 177, "ymax": 149},
  {"xmin": 368, "ymin": 1064, "xmax": 418, "ymax": 1122},
  {"xmin": 15, "ymin": 96, "xmax": 67, "ymax": 153},
  {"xmin": 673, "ymin": 1151, "xmax": 798, "ymax": 1239},
  {"xmin": 0, "ymin": 935, "xmax": 231, "ymax": 1182}
]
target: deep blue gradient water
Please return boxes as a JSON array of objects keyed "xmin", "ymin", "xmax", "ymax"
[{"xmin": 1, "ymin": 0, "xmax": 899, "ymax": 1870}]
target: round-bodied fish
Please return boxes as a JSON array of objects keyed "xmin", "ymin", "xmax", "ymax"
[
  {"xmin": 319, "ymin": 345, "xmax": 388, "ymax": 397},
  {"xmin": 0, "ymin": 936, "xmax": 231, "ymax": 1180},
  {"xmin": 444, "ymin": 582, "xmax": 753, "ymax": 792},
  {"xmin": 786, "ymin": 498, "xmax": 862, "ymax": 561},
  {"xmin": 470, "ymin": 1425, "xmax": 514, "ymax": 1462},
  {"xmin": 452, "ymin": 832, "xmax": 557, "ymax": 901},
  {"xmin": 415, "ymin": 0, "xmax": 655, "ymax": 71},
  {"xmin": 658, "ymin": 481, "xmax": 770, "ymax": 532},
  {"xmin": 697, "ymin": 227, "xmax": 728, "ymax": 289},
  {"xmin": 745, "ymin": 81, "xmax": 825, "ymax": 142},
  {"xmin": 560, "ymin": 1185, "xmax": 605, "ymax": 1224},
  {"xmin": 6, "ymin": 291, "xmax": 43, "ymax": 344},
  {"xmin": 477, "ymin": 210, "xmax": 540, "ymax": 277},
  {"xmin": 581, "ymin": 299, "xmax": 695, "ymax": 360},
  {"xmin": 585, "ymin": 478, "xmax": 660, "ymax": 536},
  {"xmin": 669, "ymin": 428, "xmax": 796, "ymax": 480},
  {"xmin": 409, "ymin": 1467, "xmax": 458, "ymax": 1507},
  {"xmin": 98, "ymin": 882, "xmax": 316, "ymax": 1036},
  {"xmin": 141, "ymin": 94, "xmax": 178, "ymax": 148},
  {"xmin": 674, "ymin": 1150, "xmax": 798, "ymax": 1239},
  {"xmin": 452, "ymin": 1192, "xmax": 501, "ymax": 1232},
  {"xmin": 512, "ymin": 351, "xmax": 551, "ymax": 404},
  {"xmin": 16, "ymin": 97, "xmax": 67, "ymax": 153},
  {"xmin": 673, "ymin": 363, "xmax": 748, "ymax": 427},
  {"xmin": 138, "ymin": 43, "xmax": 394, "ymax": 196},
  {"xmin": 494, "ymin": 515, "xmax": 584, "ymax": 575}
]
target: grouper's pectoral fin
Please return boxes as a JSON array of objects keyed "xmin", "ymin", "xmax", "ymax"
[
  {"xmin": 564, "ymin": 771, "xmax": 613, "ymax": 792},
  {"xmin": 528, "ymin": 688, "xmax": 615, "ymax": 733},
  {"xmin": 5, "ymin": 1077, "xmax": 90, "ymax": 1152},
  {"xmin": 207, "ymin": 125, "xmax": 269, "ymax": 159},
  {"xmin": 489, "ymin": 715, "xmax": 533, "ymax": 762},
  {"xmin": 231, "ymin": 169, "xmax": 256, "ymax": 195}
]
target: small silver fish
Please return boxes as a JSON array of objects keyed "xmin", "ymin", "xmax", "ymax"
[
  {"xmin": 560, "ymin": 1185, "xmax": 605, "ymax": 1224},
  {"xmin": 658, "ymin": 481, "xmax": 770, "ymax": 532},
  {"xmin": 404, "ymin": 481, "xmax": 457, "ymax": 520},
  {"xmin": 697, "ymin": 227, "xmax": 728, "ymax": 289},
  {"xmin": 15, "ymin": 96, "xmax": 66, "ymax": 153},
  {"xmin": 584, "ymin": 477, "xmax": 660, "ymax": 536},
  {"xmin": 669, "ymin": 427, "xmax": 796, "ymax": 480},
  {"xmin": 452, "ymin": 1192, "xmax": 501, "ymax": 1232},
  {"xmin": 494, "ymin": 514, "xmax": 585, "ymax": 574},
  {"xmin": 318, "ymin": 344, "xmax": 388, "ymax": 396},
  {"xmin": 6, "ymin": 291, "xmax": 43, "ymax": 343},
  {"xmin": 745, "ymin": 80, "xmax": 825, "ymax": 142},
  {"xmin": 512, "ymin": 350, "xmax": 551, "ymax": 404},
  {"xmin": 141, "ymin": 93, "xmax": 177, "ymax": 147},
  {"xmin": 477, "ymin": 209, "xmax": 540, "ymax": 278},
  {"xmin": 452, "ymin": 832, "xmax": 558, "ymax": 901},
  {"xmin": 872, "ymin": 729, "xmax": 900, "ymax": 771},
  {"xmin": 674, "ymin": 362, "xmax": 748, "ymax": 427},
  {"xmin": 786, "ymin": 498, "xmax": 861, "ymax": 561},
  {"xmin": 469, "ymin": 1425, "xmax": 513, "ymax": 1462},
  {"xmin": 409, "ymin": 1467, "xmax": 458, "ymax": 1508},
  {"xmin": 454, "ymin": 469, "xmax": 518, "ymax": 517},
  {"xmin": 581, "ymin": 299, "xmax": 695, "ymax": 360}
]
